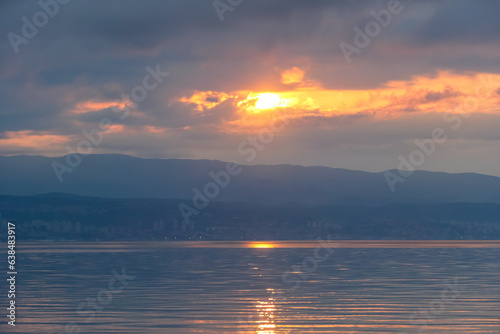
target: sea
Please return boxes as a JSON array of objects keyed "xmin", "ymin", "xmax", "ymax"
[{"xmin": 5, "ymin": 241, "xmax": 500, "ymax": 333}]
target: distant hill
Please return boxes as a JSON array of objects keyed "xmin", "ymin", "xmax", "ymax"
[{"xmin": 1, "ymin": 154, "xmax": 500, "ymax": 206}]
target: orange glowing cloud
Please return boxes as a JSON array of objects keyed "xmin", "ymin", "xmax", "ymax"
[
  {"xmin": 281, "ymin": 66, "xmax": 304, "ymax": 85},
  {"xmin": 0, "ymin": 131, "xmax": 69, "ymax": 150},
  {"xmin": 177, "ymin": 71, "xmax": 500, "ymax": 133},
  {"xmin": 179, "ymin": 91, "xmax": 235, "ymax": 112},
  {"xmin": 144, "ymin": 126, "xmax": 166, "ymax": 134},
  {"xmin": 106, "ymin": 124, "xmax": 125, "ymax": 133},
  {"xmin": 70, "ymin": 100, "xmax": 129, "ymax": 114},
  {"xmin": 100, "ymin": 124, "xmax": 167, "ymax": 135},
  {"xmin": 246, "ymin": 71, "xmax": 499, "ymax": 116}
]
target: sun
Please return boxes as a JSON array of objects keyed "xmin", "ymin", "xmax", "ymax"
[
  {"xmin": 254, "ymin": 93, "xmax": 282, "ymax": 110},
  {"xmin": 236, "ymin": 92, "xmax": 293, "ymax": 114}
]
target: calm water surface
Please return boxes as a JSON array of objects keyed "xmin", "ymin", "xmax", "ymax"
[{"xmin": 5, "ymin": 241, "xmax": 500, "ymax": 333}]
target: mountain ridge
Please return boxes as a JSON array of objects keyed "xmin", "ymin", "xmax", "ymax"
[{"xmin": 1, "ymin": 154, "xmax": 500, "ymax": 206}]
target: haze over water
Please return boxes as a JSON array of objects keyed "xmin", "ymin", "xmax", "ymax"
[{"xmin": 10, "ymin": 241, "xmax": 500, "ymax": 333}]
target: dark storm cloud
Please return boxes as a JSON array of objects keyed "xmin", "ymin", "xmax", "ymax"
[
  {"xmin": 410, "ymin": 0, "xmax": 500, "ymax": 45},
  {"xmin": 423, "ymin": 88, "xmax": 462, "ymax": 103},
  {"xmin": 2, "ymin": 0, "xmax": 499, "ymax": 94}
]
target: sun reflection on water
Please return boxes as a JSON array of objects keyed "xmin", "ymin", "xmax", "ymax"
[
  {"xmin": 248, "ymin": 242, "xmax": 276, "ymax": 249},
  {"xmin": 256, "ymin": 289, "xmax": 277, "ymax": 334}
]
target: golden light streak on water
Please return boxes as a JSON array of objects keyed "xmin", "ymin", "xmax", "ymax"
[{"xmin": 256, "ymin": 289, "xmax": 277, "ymax": 334}]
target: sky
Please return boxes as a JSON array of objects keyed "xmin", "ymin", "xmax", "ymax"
[{"xmin": 1, "ymin": 0, "xmax": 500, "ymax": 176}]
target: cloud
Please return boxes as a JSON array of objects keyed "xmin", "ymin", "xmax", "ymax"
[
  {"xmin": 1, "ymin": 0, "xmax": 500, "ymax": 176},
  {"xmin": 281, "ymin": 67, "xmax": 304, "ymax": 85}
]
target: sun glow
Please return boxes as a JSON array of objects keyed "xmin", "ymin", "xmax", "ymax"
[
  {"xmin": 254, "ymin": 93, "xmax": 285, "ymax": 110},
  {"xmin": 175, "ymin": 71, "xmax": 500, "ymax": 135}
]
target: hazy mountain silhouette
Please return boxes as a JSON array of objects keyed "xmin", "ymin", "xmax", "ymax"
[{"xmin": 1, "ymin": 154, "xmax": 500, "ymax": 205}]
